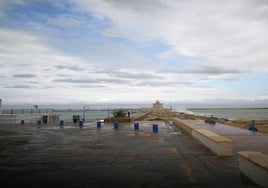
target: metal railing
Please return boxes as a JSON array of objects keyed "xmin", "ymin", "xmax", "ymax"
[{"xmin": 2, "ymin": 108, "xmax": 54, "ymax": 115}]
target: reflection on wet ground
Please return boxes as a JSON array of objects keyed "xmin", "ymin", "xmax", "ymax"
[{"xmin": 0, "ymin": 121, "xmax": 258, "ymax": 187}]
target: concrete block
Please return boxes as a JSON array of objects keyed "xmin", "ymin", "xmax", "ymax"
[
  {"xmin": 172, "ymin": 118, "xmax": 233, "ymax": 156},
  {"xmin": 172, "ymin": 118, "xmax": 201, "ymax": 134},
  {"xmin": 238, "ymin": 151, "xmax": 268, "ymax": 187}
]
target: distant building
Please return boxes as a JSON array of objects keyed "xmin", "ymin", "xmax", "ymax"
[
  {"xmin": 152, "ymin": 101, "xmax": 164, "ymax": 111},
  {"xmin": 41, "ymin": 113, "xmax": 60, "ymax": 124}
]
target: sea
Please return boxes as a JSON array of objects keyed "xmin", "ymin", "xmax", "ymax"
[
  {"xmin": 184, "ymin": 108, "xmax": 268, "ymax": 120},
  {"xmin": 2, "ymin": 103, "xmax": 268, "ymax": 121},
  {"xmin": 1, "ymin": 104, "xmax": 150, "ymax": 123},
  {"xmin": 56, "ymin": 108, "xmax": 268, "ymax": 122}
]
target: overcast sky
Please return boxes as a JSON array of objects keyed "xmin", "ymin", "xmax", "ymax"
[{"xmin": 0, "ymin": 0, "xmax": 268, "ymax": 107}]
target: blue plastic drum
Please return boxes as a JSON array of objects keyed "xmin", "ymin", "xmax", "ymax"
[
  {"xmin": 153, "ymin": 124, "xmax": 158, "ymax": 133},
  {"xmin": 134, "ymin": 123, "xmax": 139, "ymax": 130},
  {"xmin": 79, "ymin": 121, "xmax": 83, "ymax": 127},
  {"xmin": 114, "ymin": 122, "xmax": 119, "ymax": 129}
]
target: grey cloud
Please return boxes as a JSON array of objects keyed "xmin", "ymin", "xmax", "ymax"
[
  {"xmin": 41, "ymin": 86, "xmax": 57, "ymax": 89},
  {"xmin": 99, "ymin": 78, "xmax": 126, "ymax": 84},
  {"xmin": 57, "ymin": 74, "xmax": 70, "ymax": 77},
  {"xmin": 135, "ymin": 81, "xmax": 193, "ymax": 87},
  {"xmin": 55, "ymin": 65, "xmax": 83, "ymax": 71},
  {"xmin": 4, "ymin": 85, "xmax": 32, "ymax": 89},
  {"xmin": 103, "ymin": 0, "xmax": 163, "ymax": 12},
  {"xmin": 162, "ymin": 66, "xmax": 245, "ymax": 75},
  {"xmin": 177, "ymin": 81, "xmax": 194, "ymax": 85},
  {"xmin": 43, "ymin": 68, "xmax": 53, "ymax": 71},
  {"xmin": 200, "ymin": 76, "xmax": 239, "ymax": 81},
  {"xmin": 80, "ymin": 0, "xmax": 268, "ymax": 72},
  {"xmin": 53, "ymin": 68, "xmax": 192, "ymax": 87},
  {"xmin": 114, "ymin": 72, "xmax": 163, "ymax": 80},
  {"xmin": 134, "ymin": 81, "xmax": 161, "ymax": 86},
  {"xmin": 27, "ymin": 81, "xmax": 39, "ymax": 84},
  {"xmin": 191, "ymin": 66, "xmax": 245, "ymax": 74},
  {"xmin": 18, "ymin": 64, "xmax": 31, "ymax": 67},
  {"xmin": 96, "ymin": 70, "xmax": 163, "ymax": 80},
  {"xmin": 53, "ymin": 78, "xmax": 126, "ymax": 84},
  {"xmin": 13, "ymin": 74, "xmax": 37, "ymax": 78},
  {"xmin": 79, "ymin": 85, "xmax": 107, "ymax": 88},
  {"xmin": 53, "ymin": 78, "xmax": 95, "ymax": 84}
]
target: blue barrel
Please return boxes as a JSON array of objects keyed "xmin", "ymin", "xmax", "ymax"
[
  {"xmin": 97, "ymin": 121, "xmax": 101, "ymax": 128},
  {"xmin": 153, "ymin": 124, "xmax": 158, "ymax": 133},
  {"xmin": 114, "ymin": 122, "xmax": 119, "ymax": 129},
  {"xmin": 79, "ymin": 121, "xmax": 83, "ymax": 127},
  {"xmin": 249, "ymin": 120, "xmax": 258, "ymax": 132},
  {"xmin": 20, "ymin": 120, "xmax": 24, "ymax": 125},
  {"xmin": 37, "ymin": 120, "xmax": 41, "ymax": 126},
  {"xmin": 134, "ymin": 123, "xmax": 139, "ymax": 130},
  {"xmin": 60, "ymin": 120, "xmax": 64, "ymax": 126}
]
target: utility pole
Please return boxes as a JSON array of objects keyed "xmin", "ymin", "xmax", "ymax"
[{"xmin": 82, "ymin": 105, "xmax": 88, "ymax": 122}]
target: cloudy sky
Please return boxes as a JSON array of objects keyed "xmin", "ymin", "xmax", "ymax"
[{"xmin": 0, "ymin": 0, "xmax": 268, "ymax": 107}]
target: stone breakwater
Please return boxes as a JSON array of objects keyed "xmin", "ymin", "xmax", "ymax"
[{"xmin": 134, "ymin": 108, "xmax": 268, "ymax": 135}]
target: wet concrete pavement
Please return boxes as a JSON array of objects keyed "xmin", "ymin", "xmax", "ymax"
[
  {"xmin": 187, "ymin": 120, "xmax": 268, "ymax": 155},
  {"xmin": 0, "ymin": 121, "xmax": 259, "ymax": 188}
]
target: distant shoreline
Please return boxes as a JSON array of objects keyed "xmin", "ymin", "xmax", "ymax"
[
  {"xmin": 187, "ymin": 107, "xmax": 268, "ymax": 110},
  {"xmin": 52, "ymin": 107, "xmax": 268, "ymax": 112}
]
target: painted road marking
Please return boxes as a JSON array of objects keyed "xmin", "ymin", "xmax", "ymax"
[{"xmin": 171, "ymin": 147, "xmax": 195, "ymax": 183}]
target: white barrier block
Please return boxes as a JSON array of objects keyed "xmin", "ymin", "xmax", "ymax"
[
  {"xmin": 173, "ymin": 118, "xmax": 233, "ymax": 156},
  {"xmin": 238, "ymin": 151, "xmax": 268, "ymax": 187}
]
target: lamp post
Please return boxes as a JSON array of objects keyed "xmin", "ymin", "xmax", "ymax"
[{"xmin": 82, "ymin": 105, "xmax": 88, "ymax": 122}]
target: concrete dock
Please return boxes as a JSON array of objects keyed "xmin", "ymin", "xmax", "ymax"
[
  {"xmin": 187, "ymin": 120, "xmax": 268, "ymax": 155},
  {"xmin": 0, "ymin": 121, "xmax": 259, "ymax": 188}
]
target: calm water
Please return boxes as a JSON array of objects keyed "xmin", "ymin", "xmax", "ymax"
[{"xmin": 186, "ymin": 108, "xmax": 268, "ymax": 120}]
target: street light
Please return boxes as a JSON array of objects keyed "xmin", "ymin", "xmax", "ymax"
[{"xmin": 82, "ymin": 105, "xmax": 88, "ymax": 122}]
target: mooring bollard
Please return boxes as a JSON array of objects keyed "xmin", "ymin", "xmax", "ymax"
[
  {"xmin": 37, "ymin": 120, "xmax": 41, "ymax": 126},
  {"xmin": 209, "ymin": 115, "xmax": 216, "ymax": 125},
  {"xmin": 20, "ymin": 120, "xmax": 24, "ymax": 125},
  {"xmin": 153, "ymin": 124, "xmax": 158, "ymax": 133},
  {"xmin": 248, "ymin": 120, "xmax": 258, "ymax": 132},
  {"xmin": 79, "ymin": 121, "xmax": 83, "ymax": 128},
  {"xmin": 114, "ymin": 122, "xmax": 119, "ymax": 129},
  {"xmin": 60, "ymin": 120, "xmax": 64, "ymax": 127},
  {"xmin": 97, "ymin": 121, "xmax": 101, "ymax": 128},
  {"xmin": 134, "ymin": 122, "xmax": 139, "ymax": 130}
]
